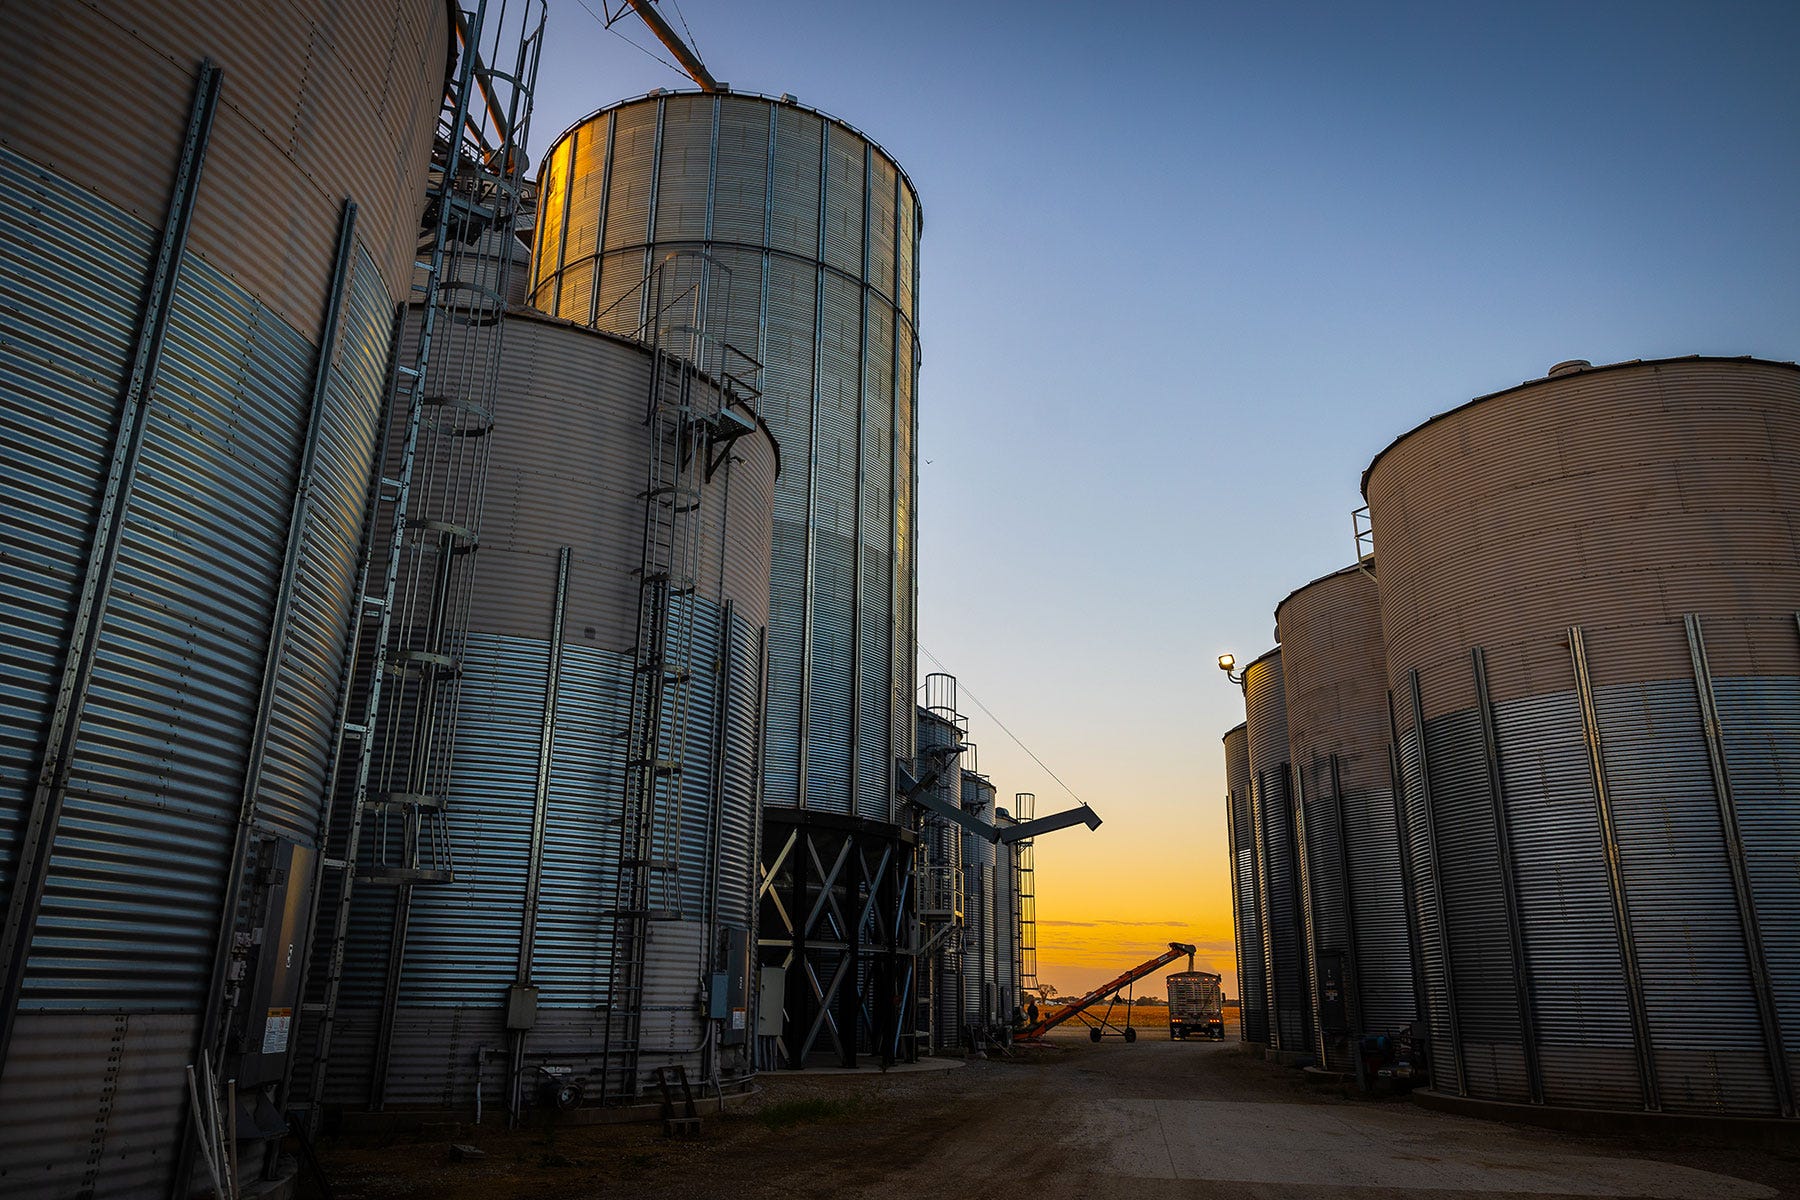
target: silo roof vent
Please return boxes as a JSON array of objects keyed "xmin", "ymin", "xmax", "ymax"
[{"xmin": 1547, "ymin": 359, "xmax": 1592, "ymax": 377}]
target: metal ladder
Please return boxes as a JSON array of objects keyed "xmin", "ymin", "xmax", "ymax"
[
  {"xmin": 600, "ymin": 262, "xmax": 710, "ymax": 1103},
  {"xmin": 295, "ymin": 0, "xmax": 544, "ymax": 1125},
  {"xmin": 1015, "ymin": 792, "xmax": 1038, "ymax": 1000}
]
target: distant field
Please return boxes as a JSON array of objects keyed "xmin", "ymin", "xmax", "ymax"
[{"xmin": 1040, "ymin": 1000, "xmax": 1241, "ymax": 1034}]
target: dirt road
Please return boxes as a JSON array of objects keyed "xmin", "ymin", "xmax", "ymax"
[{"xmin": 312, "ymin": 1031, "xmax": 1800, "ymax": 1199}]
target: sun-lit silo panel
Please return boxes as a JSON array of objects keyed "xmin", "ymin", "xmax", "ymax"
[{"xmin": 1365, "ymin": 355, "xmax": 1800, "ymax": 1117}]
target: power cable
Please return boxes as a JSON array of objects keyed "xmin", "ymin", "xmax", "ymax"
[
  {"xmin": 919, "ymin": 643, "xmax": 1086, "ymax": 808},
  {"xmin": 571, "ymin": 0, "xmax": 691, "ymax": 80},
  {"xmin": 668, "ymin": 0, "xmax": 705, "ymax": 68}
]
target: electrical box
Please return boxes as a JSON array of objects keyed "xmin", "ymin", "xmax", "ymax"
[
  {"xmin": 756, "ymin": 966, "xmax": 786, "ymax": 1038},
  {"xmin": 506, "ymin": 983, "xmax": 539, "ymax": 1031},
  {"xmin": 717, "ymin": 925, "xmax": 750, "ymax": 1045},
  {"xmin": 1317, "ymin": 953, "xmax": 1348, "ymax": 1035}
]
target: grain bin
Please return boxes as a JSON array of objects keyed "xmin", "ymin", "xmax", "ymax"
[
  {"xmin": 1243, "ymin": 649, "xmax": 1312, "ymax": 1056},
  {"xmin": 317, "ymin": 312, "xmax": 777, "ymax": 1113},
  {"xmin": 994, "ymin": 806, "xmax": 1021, "ymax": 1023},
  {"xmin": 961, "ymin": 771, "xmax": 999, "ymax": 1034},
  {"xmin": 1224, "ymin": 724, "xmax": 1268, "ymax": 1045},
  {"xmin": 1275, "ymin": 566, "xmax": 1419, "ymax": 1070},
  {"xmin": 0, "ymin": 2, "xmax": 448, "ymax": 1194},
  {"xmin": 1364, "ymin": 355, "xmax": 1800, "ymax": 1119},
  {"xmin": 528, "ymin": 90, "xmax": 921, "ymax": 822},
  {"xmin": 917, "ymin": 703, "xmax": 965, "ymax": 1052}
]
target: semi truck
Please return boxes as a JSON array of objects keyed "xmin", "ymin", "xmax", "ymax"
[{"xmin": 1166, "ymin": 970, "xmax": 1225, "ymax": 1040}]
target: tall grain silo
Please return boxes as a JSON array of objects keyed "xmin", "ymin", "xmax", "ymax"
[
  {"xmin": 1243, "ymin": 649, "xmax": 1312, "ymax": 1057},
  {"xmin": 528, "ymin": 91, "xmax": 921, "ymax": 1062},
  {"xmin": 1275, "ymin": 566, "xmax": 1419, "ymax": 1071},
  {"xmin": 0, "ymin": 3, "xmax": 450, "ymax": 1194},
  {"xmin": 1224, "ymin": 724, "xmax": 1269, "ymax": 1045},
  {"xmin": 312, "ymin": 311, "xmax": 777, "ymax": 1115},
  {"xmin": 1364, "ymin": 355, "xmax": 1800, "ymax": 1120},
  {"xmin": 916, "ymin": 703, "xmax": 965, "ymax": 1052}
]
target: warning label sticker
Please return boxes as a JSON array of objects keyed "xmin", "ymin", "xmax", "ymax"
[{"xmin": 263, "ymin": 1008, "xmax": 293, "ymax": 1055}]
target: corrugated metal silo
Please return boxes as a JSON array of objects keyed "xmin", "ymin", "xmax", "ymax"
[
  {"xmin": 994, "ymin": 806, "xmax": 1020, "ymax": 1023},
  {"xmin": 527, "ymin": 90, "xmax": 921, "ymax": 822},
  {"xmin": 1275, "ymin": 566, "xmax": 1419, "ymax": 1070},
  {"xmin": 960, "ymin": 772, "xmax": 998, "ymax": 1032},
  {"xmin": 319, "ymin": 312, "xmax": 777, "ymax": 1113},
  {"xmin": 1364, "ymin": 355, "xmax": 1800, "ymax": 1118},
  {"xmin": 528, "ymin": 89, "xmax": 921, "ymax": 1066},
  {"xmin": 1224, "ymin": 723, "xmax": 1269, "ymax": 1045},
  {"xmin": 0, "ymin": 2, "xmax": 448, "ymax": 1194},
  {"xmin": 1243, "ymin": 649, "xmax": 1312, "ymax": 1056}
]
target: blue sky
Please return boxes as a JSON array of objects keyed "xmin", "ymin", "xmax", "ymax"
[{"xmin": 529, "ymin": 0, "xmax": 1800, "ymax": 993}]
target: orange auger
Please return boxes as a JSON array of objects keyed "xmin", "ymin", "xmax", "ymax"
[{"xmin": 1020, "ymin": 942, "xmax": 1196, "ymax": 1039}]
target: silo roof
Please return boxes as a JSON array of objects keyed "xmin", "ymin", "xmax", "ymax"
[
  {"xmin": 1359, "ymin": 354, "xmax": 1800, "ymax": 499},
  {"xmin": 543, "ymin": 87, "xmax": 924, "ymax": 232},
  {"xmin": 1273, "ymin": 562, "xmax": 1371, "ymax": 630}
]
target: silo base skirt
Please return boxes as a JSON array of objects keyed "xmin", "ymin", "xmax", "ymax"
[
  {"xmin": 1411, "ymin": 1089, "xmax": 1800, "ymax": 1148},
  {"xmin": 758, "ymin": 808, "xmax": 920, "ymax": 1069}
]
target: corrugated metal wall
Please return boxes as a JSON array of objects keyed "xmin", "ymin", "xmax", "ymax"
[
  {"xmin": 1223, "ymin": 724, "xmax": 1267, "ymax": 1045},
  {"xmin": 528, "ymin": 92, "xmax": 920, "ymax": 824},
  {"xmin": 1244, "ymin": 650, "xmax": 1310, "ymax": 1054},
  {"xmin": 0, "ymin": 0, "xmax": 445, "ymax": 1188},
  {"xmin": 1274, "ymin": 566, "xmax": 1417, "ymax": 1063},
  {"xmin": 321, "ymin": 317, "xmax": 776, "ymax": 1107},
  {"xmin": 1365, "ymin": 357, "xmax": 1800, "ymax": 1117}
]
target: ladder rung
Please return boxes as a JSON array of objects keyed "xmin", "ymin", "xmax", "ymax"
[
  {"xmin": 396, "ymin": 364, "xmax": 421, "ymax": 379},
  {"xmin": 321, "ymin": 857, "xmax": 348, "ymax": 871},
  {"xmin": 343, "ymin": 723, "xmax": 369, "ymax": 739},
  {"xmin": 359, "ymin": 593, "xmax": 388, "ymax": 613}
]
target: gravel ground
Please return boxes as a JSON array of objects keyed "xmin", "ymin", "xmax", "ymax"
[{"xmin": 305, "ymin": 1030, "xmax": 1800, "ymax": 1199}]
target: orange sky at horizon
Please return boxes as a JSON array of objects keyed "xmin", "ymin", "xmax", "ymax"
[
  {"xmin": 918, "ymin": 649, "xmax": 1252, "ymax": 1009},
  {"xmin": 953, "ymin": 697, "xmax": 1247, "ymax": 1004},
  {"xmin": 1026, "ymin": 794, "xmax": 1240, "ymax": 1002}
]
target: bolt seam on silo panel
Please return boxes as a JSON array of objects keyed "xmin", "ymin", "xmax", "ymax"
[
  {"xmin": 1385, "ymin": 704, "xmax": 1432, "ymax": 1050},
  {"xmin": 1471, "ymin": 646, "xmax": 1545, "ymax": 1105},
  {"xmin": 1407, "ymin": 669, "xmax": 1467, "ymax": 1097},
  {"xmin": 1567, "ymin": 625, "xmax": 1660, "ymax": 1111},
  {"xmin": 1328, "ymin": 753, "xmax": 1366, "ymax": 1058},
  {"xmin": 1684, "ymin": 613, "xmax": 1793, "ymax": 1117},
  {"xmin": 192, "ymin": 197, "xmax": 361, "ymax": 1110},
  {"xmin": 1291, "ymin": 764, "xmax": 1323, "ymax": 1062}
]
